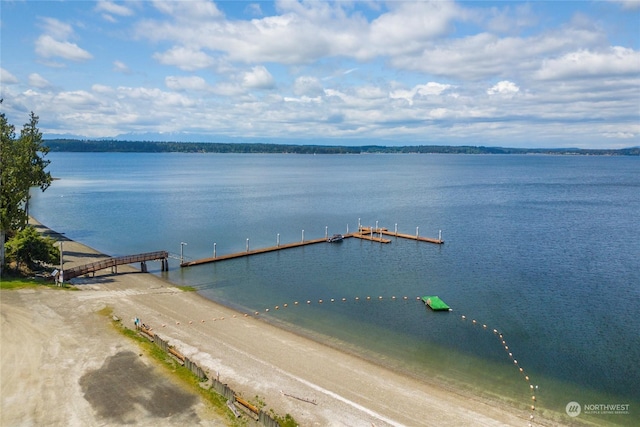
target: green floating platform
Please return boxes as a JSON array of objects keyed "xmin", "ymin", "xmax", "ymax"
[{"xmin": 421, "ymin": 296, "xmax": 451, "ymax": 311}]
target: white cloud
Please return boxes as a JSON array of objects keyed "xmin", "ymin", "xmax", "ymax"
[
  {"xmin": 366, "ymin": 1, "xmax": 459, "ymax": 58},
  {"xmin": 113, "ymin": 60, "xmax": 131, "ymax": 74},
  {"xmin": 1, "ymin": 68, "xmax": 19, "ymax": 84},
  {"xmin": 35, "ymin": 35, "xmax": 93, "ymax": 61},
  {"xmin": 38, "ymin": 17, "xmax": 73, "ymax": 40},
  {"xmin": 28, "ymin": 73, "xmax": 51, "ymax": 89},
  {"xmin": 152, "ymin": 0, "xmax": 223, "ymax": 21},
  {"xmin": 55, "ymin": 90, "xmax": 100, "ymax": 107},
  {"xmin": 607, "ymin": 0, "xmax": 640, "ymax": 10},
  {"xmin": 487, "ymin": 81, "xmax": 519, "ymax": 96},
  {"xmin": 242, "ymin": 66, "xmax": 275, "ymax": 90},
  {"xmin": 390, "ymin": 82, "xmax": 452, "ymax": 105},
  {"xmin": 96, "ymin": 1, "xmax": 134, "ymax": 17},
  {"xmin": 91, "ymin": 84, "xmax": 114, "ymax": 94},
  {"xmin": 293, "ymin": 76, "xmax": 323, "ymax": 97},
  {"xmin": 536, "ymin": 47, "xmax": 640, "ymax": 80},
  {"xmin": 34, "ymin": 18, "xmax": 92, "ymax": 62},
  {"xmin": 153, "ymin": 47, "xmax": 216, "ymax": 71},
  {"xmin": 165, "ymin": 76, "xmax": 210, "ymax": 92}
]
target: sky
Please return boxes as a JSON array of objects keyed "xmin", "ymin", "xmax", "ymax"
[{"xmin": 1, "ymin": 0, "xmax": 639, "ymax": 148}]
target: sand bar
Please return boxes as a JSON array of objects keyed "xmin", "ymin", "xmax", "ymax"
[{"xmin": 1, "ymin": 219, "xmax": 565, "ymax": 426}]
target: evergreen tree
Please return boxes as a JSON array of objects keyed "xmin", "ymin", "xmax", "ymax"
[{"xmin": 0, "ymin": 101, "xmax": 53, "ymax": 275}]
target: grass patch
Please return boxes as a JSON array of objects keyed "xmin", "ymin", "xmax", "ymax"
[
  {"xmin": 0, "ymin": 276, "xmax": 61, "ymax": 290},
  {"xmin": 176, "ymin": 285, "xmax": 197, "ymax": 292},
  {"xmin": 98, "ymin": 307, "xmax": 298, "ymax": 427},
  {"xmin": 100, "ymin": 309, "xmax": 246, "ymax": 426},
  {"xmin": 96, "ymin": 306, "xmax": 114, "ymax": 317}
]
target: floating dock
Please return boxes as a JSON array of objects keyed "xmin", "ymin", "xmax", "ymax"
[
  {"xmin": 181, "ymin": 225, "xmax": 441, "ymax": 268},
  {"xmin": 421, "ymin": 296, "xmax": 451, "ymax": 311}
]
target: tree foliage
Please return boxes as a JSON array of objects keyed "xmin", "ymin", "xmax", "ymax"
[
  {"xmin": 1, "ymin": 104, "xmax": 52, "ymax": 232},
  {"xmin": 1, "ymin": 100, "xmax": 53, "ymax": 275},
  {"xmin": 5, "ymin": 225, "xmax": 59, "ymax": 271}
]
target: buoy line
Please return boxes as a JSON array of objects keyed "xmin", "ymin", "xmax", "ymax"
[
  {"xmin": 460, "ymin": 314, "xmax": 539, "ymax": 426},
  {"xmin": 164, "ymin": 295, "xmax": 539, "ymax": 425}
]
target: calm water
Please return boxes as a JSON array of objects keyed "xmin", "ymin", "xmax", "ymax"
[{"xmin": 31, "ymin": 153, "xmax": 640, "ymax": 423}]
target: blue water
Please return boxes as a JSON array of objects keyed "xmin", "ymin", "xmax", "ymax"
[{"xmin": 30, "ymin": 152, "xmax": 640, "ymax": 423}]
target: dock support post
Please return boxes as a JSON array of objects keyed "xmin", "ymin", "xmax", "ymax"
[
  {"xmin": 346, "ymin": 224, "xmax": 349, "ymax": 234},
  {"xmin": 277, "ymin": 233, "xmax": 280, "ymax": 247},
  {"xmin": 395, "ymin": 223, "xmax": 398, "ymax": 236},
  {"xmin": 375, "ymin": 221, "xmax": 378, "ymax": 234},
  {"xmin": 213, "ymin": 243, "xmax": 217, "ymax": 258},
  {"xmin": 358, "ymin": 218, "xmax": 361, "ymax": 230},
  {"xmin": 301, "ymin": 229, "xmax": 304, "ymax": 243},
  {"xmin": 439, "ymin": 230, "xmax": 442, "ymax": 242},
  {"xmin": 416, "ymin": 226, "xmax": 419, "ymax": 238},
  {"xmin": 141, "ymin": 261, "xmax": 147, "ymax": 272},
  {"xmin": 180, "ymin": 242, "xmax": 187, "ymax": 264},
  {"xmin": 325, "ymin": 226, "xmax": 328, "ymax": 239},
  {"xmin": 246, "ymin": 238, "xmax": 249, "ymax": 253}
]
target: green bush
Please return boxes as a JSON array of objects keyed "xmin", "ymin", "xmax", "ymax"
[{"xmin": 5, "ymin": 225, "xmax": 59, "ymax": 271}]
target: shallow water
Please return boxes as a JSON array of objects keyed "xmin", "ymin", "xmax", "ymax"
[{"xmin": 31, "ymin": 152, "xmax": 640, "ymax": 424}]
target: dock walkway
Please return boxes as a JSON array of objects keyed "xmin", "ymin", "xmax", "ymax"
[
  {"xmin": 181, "ymin": 226, "xmax": 442, "ymax": 268},
  {"xmin": 63, "ymin": 251, "xmax": 169, "ymax": 281}
]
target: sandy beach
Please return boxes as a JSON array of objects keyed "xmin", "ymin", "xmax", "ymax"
[{"xmin": 1, "ymin": 221, "xmax": 564, "ymax": 426}]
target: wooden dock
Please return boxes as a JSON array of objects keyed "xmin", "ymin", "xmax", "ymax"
[
  {"xmin": 379, "ymin": 229, "xmax": 444, "ymax": 244},
  {"xmin": 181, "ymin": 238, "xmax": 328, "ymax": 267},
  {"xmin": 181, "ymin": 225, "xmax": 441, "ymax": 268},
  {"xmin": 63, "ymin": 251, "xmax": 169, "ymax": 280}
]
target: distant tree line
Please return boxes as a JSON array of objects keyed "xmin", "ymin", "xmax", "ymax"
[{"xmin": 45, "ymin": 139, "xmax": 639, "ymax": 156}]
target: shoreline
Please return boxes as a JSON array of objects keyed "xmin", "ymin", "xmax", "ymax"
[{"xmin": 4, "ymin": 218, "xmax": 570, "ymax": 426}]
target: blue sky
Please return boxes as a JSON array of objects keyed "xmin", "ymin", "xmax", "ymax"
[{"xmin": 1, "ymin": 0, "xmax": 639, "ymax": 148}]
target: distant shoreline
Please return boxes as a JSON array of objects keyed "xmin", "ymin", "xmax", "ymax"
[{"xmin": 44, "ymin": 139, "xmax": 640, "ymax": 156}]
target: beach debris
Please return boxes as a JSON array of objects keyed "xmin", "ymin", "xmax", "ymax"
[{"xmin": 280, "ymin": 390, "xmax": 317, "ymax": 405}]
